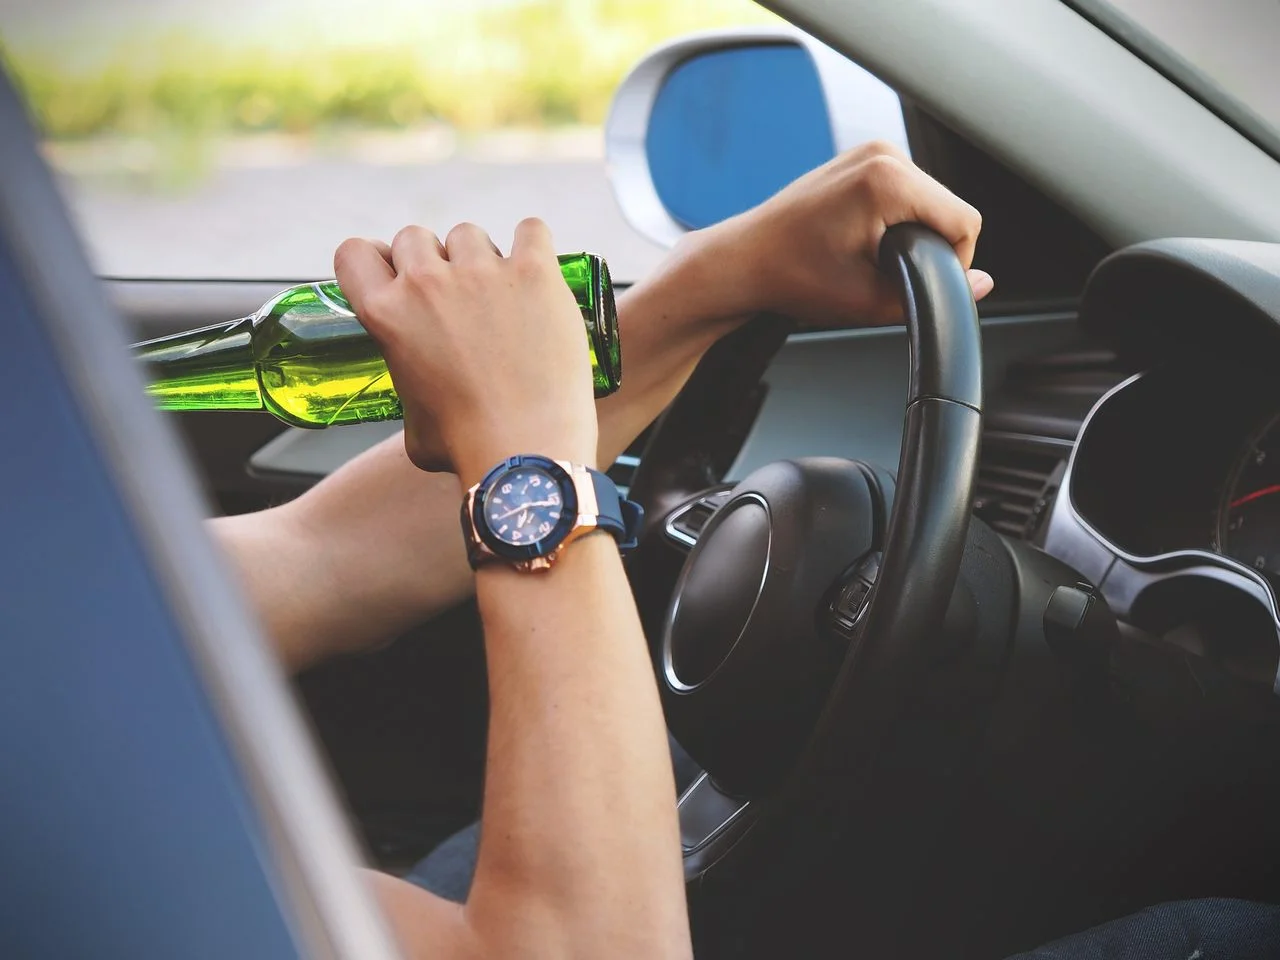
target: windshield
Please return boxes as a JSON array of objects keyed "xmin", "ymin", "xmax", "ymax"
[
  {"xmin": 1071, "ymin": 0, "xmax": 1280, "ymax": 155},
  {"xmin": 1, "ymin": 0, "xmax": 777, "ymax": 282}
]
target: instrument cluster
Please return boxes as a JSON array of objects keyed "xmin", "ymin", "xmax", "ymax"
[{"xmin": 1067, "ymin": 358, "xmax": 1280, "ymax": 582}]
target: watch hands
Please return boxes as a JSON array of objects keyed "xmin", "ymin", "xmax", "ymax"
[{"xmin": 494, "ymin": 499, "xmax": 560, "ymax": 521}]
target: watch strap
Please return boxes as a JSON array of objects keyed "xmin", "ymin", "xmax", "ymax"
[{"xmin": 588, "ymin": 467, "xmax": 644, "ymax": 551}]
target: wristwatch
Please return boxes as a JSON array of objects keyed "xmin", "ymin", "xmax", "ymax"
[{"xmin": 460, "ymin": 454, "xmax": 644, "ymax": 572}]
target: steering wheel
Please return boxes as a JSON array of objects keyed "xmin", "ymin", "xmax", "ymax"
[{"xmin": 627, "ymin": 224, "xmax": 984, "ymax": 940}]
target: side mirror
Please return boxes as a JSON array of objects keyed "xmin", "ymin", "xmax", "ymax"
[{"xmin": 605, "ymin": 27, "xmax": 910, "ymax": 248}]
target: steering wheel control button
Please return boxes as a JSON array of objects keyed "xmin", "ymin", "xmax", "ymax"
[
  {"xmin": 830, "ymin": 552, "xmax": 882, "ymax": 638},
  {"xmin": 1043, "ymin": 583, "xmax": 1092, "ymax": 636},
  {"xmin": 666, "ymin": 496, "xmax": 771, "ymax": 689}
]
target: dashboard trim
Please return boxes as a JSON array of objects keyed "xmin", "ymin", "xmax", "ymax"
[
  {"xmin": 982, "ymin": 430, "xmax": 1076, "ymax": 451},
  {"xmin": 1047, "ymin": 371, "xmax": 1280, "ymax": 692}
]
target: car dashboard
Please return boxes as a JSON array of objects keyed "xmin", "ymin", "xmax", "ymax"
[
  {"xmin": 1067, "ymin": 359, "xmax": 1280, "ymax": 574},
  {"xmin": 719, "ymin": 236, "xmax": 1280, "ymax": 692},
  {"xmin": 1038, "ymin": 239, "xmax": 1280, "ymax": 690}
]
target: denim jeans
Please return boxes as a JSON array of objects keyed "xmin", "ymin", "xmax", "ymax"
[
  {"xmin": 406, "ymin": 740, "xmax": 1280, "ymax": 958},
  {"xmin": 1006, "ymin": 898, "xmax": 1280, "ymax": 960}
]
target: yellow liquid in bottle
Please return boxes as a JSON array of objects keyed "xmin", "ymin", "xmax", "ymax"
[
  {"xmin": 136, "ymin": 254, "xmax": 621, "ymax": 428},
  {"xmin": 252, "ymin": 282, "xmax": 402, "ymax": 427}
]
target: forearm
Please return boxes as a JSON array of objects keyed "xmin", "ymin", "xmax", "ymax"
[
  {"xmin": 381, "ymin": 534, "xmax": 690, "ymax": 958},
  {"xmin": 595, "ymin": 226, "xmax": 745, "ymax": 464},
  {"xmin": 214, "ymin": 227, "xmax": 748, "ymax": 670},
  {"xmin": 211, "ymin": 440, "xmax": 470, "ymax": 672}
]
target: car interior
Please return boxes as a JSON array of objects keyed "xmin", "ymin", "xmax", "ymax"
[{"xmin": 5, "ymin": 0, "xmax": 1280, "ymax": 957}]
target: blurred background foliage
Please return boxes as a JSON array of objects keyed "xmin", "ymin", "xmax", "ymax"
[{"xmin": 4, "ymin": 0, "xmax": 778, "ymax": 140}]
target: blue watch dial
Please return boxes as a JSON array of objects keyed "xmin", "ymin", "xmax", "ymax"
[{"xmin": 483, "ymin": 467, "xmax": 565, "ymax": 546}]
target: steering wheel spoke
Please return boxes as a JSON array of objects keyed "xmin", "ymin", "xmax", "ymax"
[{"xmin": 662, "ymin": 487, "xmax": 735, "ymax": 550}]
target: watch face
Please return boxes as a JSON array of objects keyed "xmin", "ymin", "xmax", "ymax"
[{"xmin": 484, "ymin": 466, "xmax": 566, "ymax": 546}]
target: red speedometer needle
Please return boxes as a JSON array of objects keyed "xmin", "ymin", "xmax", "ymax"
[{"xmin": 1230, "ymin": 484, "xmax": 1280, "ymax": 509}]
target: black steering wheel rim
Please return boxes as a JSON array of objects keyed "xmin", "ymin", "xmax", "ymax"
[
  {"xmin": 628, "ymin": 223, "xmax": 984, "ymax": 887},
  {"xmin": 801, "ymin": 221, "xmax": 984, "ymax": 766}
]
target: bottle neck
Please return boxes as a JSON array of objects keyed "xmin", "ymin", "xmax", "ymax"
[{"xmin": 133, "ymin": 316, "xmax": 263, "ymax": 412}]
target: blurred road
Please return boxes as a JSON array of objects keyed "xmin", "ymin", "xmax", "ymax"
[{"xmin": 56, "ymin": 152, "xmax": 670, "ymax": 284}]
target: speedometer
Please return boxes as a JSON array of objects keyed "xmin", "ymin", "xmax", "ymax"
[{"xmin": 1219, "ymin": 413, "xmax": 1280, "ymax": 576}]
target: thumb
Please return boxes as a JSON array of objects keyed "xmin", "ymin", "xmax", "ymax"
[{"xmin": 968, "ymin": 269, "xmax": 995, "ymax": 301}]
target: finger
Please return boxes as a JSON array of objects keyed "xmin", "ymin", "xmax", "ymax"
[
  {"xmin": 510, "ymin": 216, "xmax": 555, "ymax": 264},
  {"xmin": 369, "ymin": 238, "xmax": 393, "ymax": 266},
  {"xmin": 853, "ymin": 155, "xmax": 982, "ymax": 271},
  {"xmin": 333, "ymin": 237, "xmax": 395, "ymax": 316},
  {"xmin": 391, "ymin": 225, "xmax": 446, "ymax": 274},
  {"xmin": 902, "ymin": 172, "xmax": 983, "ymax": 269},
  {"xmin": 968, "ymin": 269, "xmax": 995, "ymax": 301},
  {"xmin": 445, "ymin": 222, "xmax": 501, "ymax": 262}
]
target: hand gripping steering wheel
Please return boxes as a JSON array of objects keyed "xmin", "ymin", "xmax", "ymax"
[{"xmin": 629, "ymin": 224, "xmax": 984, "ymax": 951}]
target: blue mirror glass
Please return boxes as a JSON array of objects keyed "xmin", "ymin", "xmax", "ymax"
[{"xmin": 645, "ymin": 44, "xmax": 835, "ymax": 230}]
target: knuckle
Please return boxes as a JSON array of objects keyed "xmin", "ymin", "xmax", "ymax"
[
  {"xmin": 863, "ymin": 152, "xmax": 905, "ymax": 180},
  {"xmin": 399, "ymin": 258, "xmax": 439, "ymax": 290},
  {"xmin": 512, "ymin": 250, "xmax": 551, "ymax": 280},
  {"xmin": 862, "ymin": 138, "xmax": 902, "ymax": 160},
  {"xmin": 845, "ymin": 139, "xmax": 907, "ymax": 168},
  {"xmin": 392, "ymin": 224, "xmax": 428, "ymax": 248},
  {"xmin": 854, "ymin": 153, "xmax": 906, "ymax": 195},
  {"xmin": 333, "ymin": 236, "xmax": 360, "ymax": 261},
  {"xmin": 332, "ymin": 237, "xmax": 364, "ymax": 274},
  {"xmin": 445, "ymin": 221, "xmax": 483, "ymax": 244},
  {"xmin": 406, "ymin": 271, "xmax": 448, "ymax": 305}
]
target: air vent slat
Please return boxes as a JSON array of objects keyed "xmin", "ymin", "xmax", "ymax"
[
  {"xmin": 989, "ymin": 502, "xmax": 1035, "ymax": 517},
  {"xmin": 974, "ymin": 436, "xmax": 1070, "ymax": 542},
  {"xmin": 975, "ymin": 478, "xmax": 1042, "ymax": 499},
  {"xmin": 981, "ymin": 465, "xmax": 1055, "ymax": 483}
]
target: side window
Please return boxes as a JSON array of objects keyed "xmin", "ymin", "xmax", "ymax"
[{"xmin": 1, "ymin": 0, "xmax": 777, "ymax": 284}]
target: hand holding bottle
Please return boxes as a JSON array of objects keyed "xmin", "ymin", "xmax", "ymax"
[{"xmin": 334, "ymin": 220, "xmax": 599, "ymax": 486}]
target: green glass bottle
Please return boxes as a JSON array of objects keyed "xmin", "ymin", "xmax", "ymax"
[{"xmin": 134, "ymin": 253, "xmax": 622, "ymax": 429}]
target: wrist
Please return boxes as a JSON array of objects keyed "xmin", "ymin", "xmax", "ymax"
[
  {"xmin": 451, "ymin": 420, "xmax": 598, "ymax": 490},
  {"xmin": 668, "ymin": 214, "xmax": 769, "ymax": 326}
]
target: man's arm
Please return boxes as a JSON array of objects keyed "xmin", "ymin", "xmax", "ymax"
[
  {"xmin": 334, "ymin": 218, "xmax": 689, "ymax": 956},
  {"xmin": 210, "ymin": 232, "xmax": 740, "ymax": 670},
  {"xmin": 212, "ymin": 142, "xmax": 992, "ymax": 671},
  {"xmin": 370, "ymin": 535, "xmax": 687, "ymax": 958}
]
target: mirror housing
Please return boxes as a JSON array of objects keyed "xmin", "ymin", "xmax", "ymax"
[{"xmin": 605, "ymin": 27, "xmax": 909, "ymax": 248}]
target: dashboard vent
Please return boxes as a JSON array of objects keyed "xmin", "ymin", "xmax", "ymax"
[
  {"xmin": 977, "ymin": 342, "xmax": 1130, "ymax": 542},
  {"xmin": 974, "ymin": 435, "xmax": 1071, "ymax": 542}
]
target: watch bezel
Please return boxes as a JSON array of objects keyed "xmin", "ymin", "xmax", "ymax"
[{"xmin": 471, "ymin": 455, "xmax": 580, "ymax": 562}]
